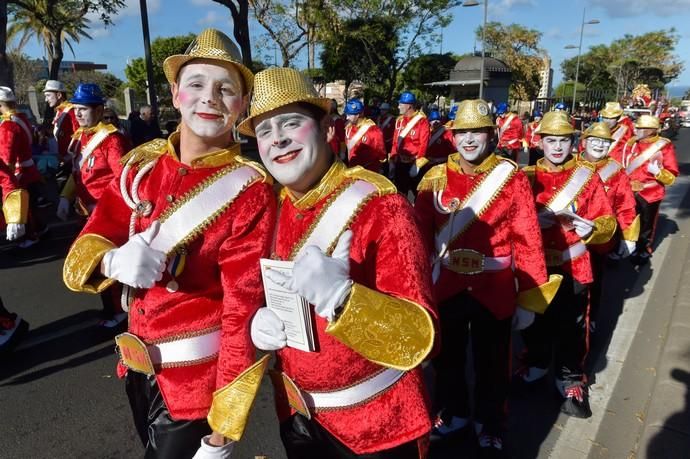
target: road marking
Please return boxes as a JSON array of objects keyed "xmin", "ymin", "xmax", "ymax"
[
  {"xmin": 549, "ymin": 173, "xmax": 690, "ymax": 459},
  {"xmin": 14, "ymin": 317, "xmax": 103, "ymax": 352}
]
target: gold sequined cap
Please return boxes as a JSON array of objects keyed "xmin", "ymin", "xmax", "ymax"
[
  {"xmin": 600, "ymin": 101, "xmax": 624, "ymax": 118},
  {"xmin": 536, "ymin": 111, "xmax": 576, "ymax": 136},
  {"xmin": 163, "ymin": 28, "xmax": 254, "ymax": 92},
  {"xmin": 449, "ymin": 99, "xmax": 495, "ymax": 130},
  {"xmin": 582, "ymin": 122, "xmax": 613, "ymax": 140},
  {"xmin": 635, "ymin": 114, "xmax": 660, "ymax": 130},
  {"xmin": 237, "ymin": 67, "xmax": 332, "ymax": 137}
]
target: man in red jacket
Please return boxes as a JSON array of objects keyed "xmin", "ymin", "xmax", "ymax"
[
  {"xmin": 344, "ymin": 99, "xmax": 386, "ymax": 172},
  {"xmin": 600, "ymin": 102, "xmax": 635, "ymax": 161},
  {"xmin": 241, "ymin": 67, "xmax": 437, "ymax": 459},
  {"xmin": 495, "ymin": 102, "xmax": 525, "ymax": 162},
  {"xmin": 63, "ymin": 28, "xmax": 276, "ymax": 458},
  {"xmin": 44, "ymin": 79, "xmax": 79, "ymax": 164},
  {"xmin": 390, "ymin": 91, "xmax": 429, "ymax": 197}
]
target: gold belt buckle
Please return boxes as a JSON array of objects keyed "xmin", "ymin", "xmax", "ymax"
[
  {"xmin": 115, "ymin": 332, "xmax": 156, "ymax": 376},
  {"xmin": 545, "ymin": 249, "xmax": 563, "ymax": 267},
  {"xmin": 447, "ymin": 249, "xmax": 485, "ymax": 275}
]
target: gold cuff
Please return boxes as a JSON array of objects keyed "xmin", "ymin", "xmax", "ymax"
[
  {"xmin": 622, "ymin": 215, "xmax": 640, "ymax": 242},
  {"xmin": 2, "ymin": 189, "xmax": 29, "ymax": 224},
  {"xmin": 584, "ymin": 215, "xmax": 617, "ymax": 245},
  {"xmin": 415, "ymin": 157, "xmax": 429, "ymax": 169},
  {"xmin": 63, "ymin": 234, "xmax": 117, "ymax": 293},
  {"xmin": 516, "ymin": 274, "xmax": 563, "ymax": 314},
  {"xmin": 326, "ymin": 283, "xmax": 434, "ymax": 370},
  {"xmin": 60, "ymin": 175, "xmax": 76, "ymax": 200},
  {"xmin": 207, "ymin": 354, "xmax": 270, "ymax": 441},
  {"xmin": 655, "ymin": 168, "xmax": 676, "ymax": 186}
]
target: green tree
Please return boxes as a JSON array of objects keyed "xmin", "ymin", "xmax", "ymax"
[
  {"xmin": 8, "ymin": 52, "xmax": 42, "ymax": 104},
  {"xmin": 553, "ymin": 81, "xmax": 586, "ymax": 106},
  {"xmin": 477, "ymin": 21, "xmax": 545, "ymax": 101},
  {"xmin": 400, "ymin": 53, "xmax": 460, "ymax": 100}
]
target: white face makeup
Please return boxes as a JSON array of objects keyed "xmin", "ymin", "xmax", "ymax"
[
  {"xmin": 602, "ymin": 117, "xmax": 617, "ymax": 129},
  {"xmin": 454, "ymin": 129, "xmax": 490, "ymax": 163},
  {"xmin": 584, "ymin": 137, "xmax": 612, "ymax": 161},
  {"xmin": 634, "ymin": 127, "xmax": 656, "ymax": 140},
  {"xmin": 44, "ymin": 91, "xmax": 60, "ymax": 108},
  {"xmin": 73, "ymin": 104, "xmax": 102, "ymax": 128},
  {"xmin": 541, "ymin": 135, "xmax": 572, "ymax": 165},
  {"xmin": 172, "ymin": 62, "xmax": 246, "ymax": 141},
  {"xmin": 255, "ymin": 104, "xmax": 331, "ymax": 194}
]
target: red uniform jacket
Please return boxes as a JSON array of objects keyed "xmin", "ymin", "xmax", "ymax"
[
  {"xmin": 64, "ymin": 135, "xmax": 276, "ymax": 420},
  {"xmin": 426, "ymin": 126, "xmax": 456, "ymax": 164},
  {"xmin": 52, "ymin": 102, "xmax": 80, "ymax": 160},
  {"xmin": 273, "ymin": 161, "xmax": 436, "ymax": 454},
  {"xmin": 415, "ymin": 154, "xmax": 549, "ymax": 319},
  {"xmin": 390, "ymin": 112, "xmax": 429, "ymax": 162},
  {"xmin": 525, "ymin": 120, "xmax": 541, "ymax": 149},
  {"xmin": 524, "ymin": 158, "xmax": 615, "ymax": 285},
  {"xmin": 328, "ymin": 115, "xmax": 346, "ymax": 158},
  {"xmin": 0, "ymin": 112, "xmax": 41, "ymax": 191},
  {"xmin": 345, "ymin": 119, "xmax": 386, "ymax": 171},
  {"xmin": 497, "ymin": 113, "xmax": 524, "ymax": 150},
  {"xmin": 377, "ymin": 113, "xmax": 396, "ymax": 153},
  {"xmin": 608, "ymin": 121, "xmax": 634, "ymax": 162},
  {"xmin": 621, "ymin": 135, "xmax": 679, "ymax": 204}
]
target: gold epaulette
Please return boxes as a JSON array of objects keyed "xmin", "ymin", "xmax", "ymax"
[
  {"xmin": 234, "ymin": 155, "xmax": 273, "ymax": 185},
  {"xmin": 119, "ymin": 138, "xmax": 168, "ymax": 167},
  {"xmin": 417, "ymin": 164, "xmax": 447, "ymax": 192},
  {"xmin": 344, "ymin": 166, "xmax": 397, "ymax": 196},
  {"xmin": 576, "ymin": 159, "xmax": 597, "ymax": 171},
  {"xmin": 498, "ymin": 156, "xmax": 519, "ymax": 169}
]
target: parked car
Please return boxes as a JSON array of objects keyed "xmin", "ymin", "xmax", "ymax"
[{"xmin": 679, "ymin": 100, "xmax": 690, "ymax": 128}]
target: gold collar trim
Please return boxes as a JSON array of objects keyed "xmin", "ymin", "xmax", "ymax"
[
  {"xmin": 447, "ymin": 152, "xmax": 500, "ymax": 175},
  {"xmin": 166, "ymin": 130, "xmax": 241, "ymax": 168},
  {"xmin": 288, "ymin": 160, "xmax": 346, "ymax": 210},
  {"xmin": 536, "ymin": 156, "xmax": 577, "ymax": 172}
]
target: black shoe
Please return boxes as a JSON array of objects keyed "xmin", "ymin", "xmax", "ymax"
[
  {"xmin": 477, "ymin": 432, "xmax": 506, "ymax": 459},
  {"xmin": 430, "ymin": 414, "xmax": 472, "ymax": 443},
  {"xmin": 560, "ymin": 384, "xmax": 592, "ymax": 418}
]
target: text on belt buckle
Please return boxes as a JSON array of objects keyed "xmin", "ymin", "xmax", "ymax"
[
  {"xmin": 115, "ymin": 332, "xmax": 156, "ymax": 376},
  {"xmin": 447, "ymin": 249, "xmax": 485, "ymax": 275},
  {"xmin": 545, "ymin": 249, "xmax": 563, "ymax": 267}
]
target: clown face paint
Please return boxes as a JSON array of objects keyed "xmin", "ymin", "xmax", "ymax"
[
  {"xmin": 602, "ymin": 117, "xmax": 617, "ymax": 129},
  {"xmin": 634, "ymin": 127, "xmax": 656, "ymax": 140},
  {"xmin": 454, "ymin": 129, "xmax": 490, "ymax": 163},
  {"xmin": 73, "ymin": 104, "xmax": 102, "ymax": 128},
  {"xmin": 541, "ymin": 135, "xmax": 572, "ymax": 165},
  {"xmin": 255, "ymin": 104, "xmax": 331, "ymax": 196},
  {"xmin": 172, "ymin": 62, "xmax": 246, "ymax": 141},
  {"xmin": 584, "ymin": 137, "xmax": 612, "ymax": 161}
]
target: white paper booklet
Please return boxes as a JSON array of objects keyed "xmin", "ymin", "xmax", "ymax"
[
  {"xmin": 259, "ymin": 258, "xmax": 316, "ymax": 352},
  {"xmin": 555, "ymin": 208, "xmax": 595, "ymax": 228}
]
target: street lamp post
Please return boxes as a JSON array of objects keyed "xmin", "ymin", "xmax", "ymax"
[
  {"xmin": 462, "ymin": 0, "xmax": 488, "ymax": 99},
  {"xmin": 139, "ymin": 0, "xmax": 158, "ymax": 116},
  {"xmin": 565, "ymin": 8, "xmax": 599, "ymax": 113}
]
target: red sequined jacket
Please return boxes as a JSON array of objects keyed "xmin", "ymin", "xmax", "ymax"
[
  {"xmin": 345, "ymin": 119, "xmax": 386, "ymax": 172},
  {"xmin": 620, "ymin": 135, "xmax": 679, "ymax": 204}
]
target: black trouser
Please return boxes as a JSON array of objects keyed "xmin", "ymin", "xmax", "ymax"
[
  {"xmin": 589, "ymin": 251, "xmax": 607, "ymax": 325},
  {"xmin": 280, "ymin": 413, "xmax": 423, "ymax": 459},
  {"xmin": 99, "ymin": 284, "xmax": 123, "ymax": 317},
  {"xmin": 521, "ymin": 272, "xmax": 589, "ymax": 385},
  {"xmin": 393, "ymin": 161, "xmax": 419, "ymax": 198},
  {"xmin": 432, "ymin": 292, "xmax": 512, "ymax": 435},
  {"xmin": 126, "ymin": 371, "xmax": 211, "ymax": 459},
  {"xmin": 25, "ymin": 181, "xmax": 47, "ymax": 239},
  {"xmin": 635, "ymin": 194, "xmax": 661, "ymax": 254},
  {"xmin": 528, "ymin": 147, "xmax": 543, "ymax": 166}
]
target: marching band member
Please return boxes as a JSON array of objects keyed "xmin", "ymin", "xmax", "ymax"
[
  {"xmin": 390, "ymin": 91, "xmax": 429, "ymax": 197},
  {"xmin": 343, "ymin": 99, "xmax": 386, "ymax": 172}
]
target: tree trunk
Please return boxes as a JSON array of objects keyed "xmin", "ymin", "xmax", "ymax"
[
  {"xmin": 0, "ymin": 0, "xmax": 12, "ymax": 88},
  {"xmin": 308, "ymin": 27, "xmax": 315, "ymax": 70}
]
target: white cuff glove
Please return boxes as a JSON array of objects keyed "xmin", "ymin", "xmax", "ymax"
[
  {"xmin": 264, "ymin": 231, "xmax": 353, "ymax": 322},
  {"xmin": 647, "ymin": 160, "xmax": 662, "ymax": 176},
  {"xmin": 101, "ymin": 221, "xmax": 166, "ymax": 289},
  {"xmin": 250, "ymin": 307, "xmax": 287, "ymax": 351},
  {"xmin": 56, "ymin": 197, "xmax": 71, "ymax": 221},
  {"xmin": 191, "ymin": 436, "xmax": 234, "ymax": 459},
  {"xmin": 512, "ymin": 307, "xmax": 535, "ymax": 331},
  {"xmin": 409, "ymin": 164, "xmax": 419, "ymax": 178},
  {"xmin": 6, "ymin": 223, "xmax": 25, "ymax": 241},
  {"xmin": 617, "ymin": 239, "xmax": 637, "ymax": 258},
  {"xmin": 573, "ymin": 219, "xmax": 594, "ymax": 239}
]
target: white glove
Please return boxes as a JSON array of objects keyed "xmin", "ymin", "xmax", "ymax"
[
  {"xmin": 647, "ymin": 160, "xmax": 662, "ymax": 176},
  {"xmin": 573, "ymin": 219, "xmax": 594, "ymax": 239},
  {"xmin": 101, "ymin": 221, "xmax": 166, "ymax": 289},
  {"xmin": 191, "ymin": 436, "xmax": 234, "ymax": 459},
  {"xmin": 265, "ymin": 231, "xmax": 353, "ymax": 322},
  {"xmin": 6, "ymin": 223, "xmax": 25, "ymax": 241},
  {"xmin": 617, "ymin": 239, "xmax": 637, "ymax": 258},
  {"xmin": 512, "ymin": 307, "xmax": 535, "ymax": 331},
  {"xmin": 56, "ymin": 197, "xmax": 71, "ymax": 221},
  {"xmin": 409, "ymin": 164, "xmax": 420, "ymax": 178},
  {"xmin": 250, "ymin": 307, "xmax": 287, "ymax": 351}
]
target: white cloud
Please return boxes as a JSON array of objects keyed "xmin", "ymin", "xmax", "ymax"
[
  {"xmin": 590, "ymin": 0, "xmax": 690, "ymax": 17},
  {"xmin": 545, "ymin": 27, "xmax": 563, "ymax": 40},
  {"xmin": 488, "ymin": 0, "xmax": 537, "ymax": 17},
  {"xmin": 198, "ymin": 10, "xmax": 220, "ymax": 25},
  {"xmin": 85, "ymin": 0, "xmax": 161, "ymax": 40}
]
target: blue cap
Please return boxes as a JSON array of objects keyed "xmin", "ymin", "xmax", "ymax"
[
  {"xmin": 398, "ymin": 91, "xmax": 416, "ymax": 104},
  {"xmin": 447, "ymin": 104, "xmax": 458, "ymax": 120},
  {"xmin": 533, "ymin": 110, "xmax": 543, "ymax": 118},
  {"xmin": 496, "ymin": 102, "xmax": 509, "ymax": 115},
  {"xmin": 344, "ymin": 99, "xmax": 364, "ymax": 115},
  {"xmin": 555, "ymin": 102, "xmax": 567, "ymax": 111},
  {"xmin": 70, "ymin": 83, "xmax": 106, "ymax": 105},
  {"xmin": 428, "ymin": 110, "xmax": 441, "ymax": 122}
]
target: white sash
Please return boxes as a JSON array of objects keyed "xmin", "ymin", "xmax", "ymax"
[
  {"xmin": 546, "ymin": 165, "xmax": 594, "ymax": 212},
  {"xmin": 77, "ymin": 129, "xmax": 112, "ymax": 170},
  {"xmin": 607, "ymin": 124, "xmax": 627, "ymax": 155},
  {"xmin": 435, "ymin": 161, "xmax": 516, "ymax": 254},
  {"xmin": 398, "ymin": 113, "xmax": 424, "ymax": 140},
  {"xmin": 292, "ymin": 180, "xmax": 378, "ymax": 259},
  {"xmin": 10, "ymin": 115, "xmax": 33, "ymax": 146},
  {"xmin": 379, "ymin": 115, "xmax": 393, "ymax": 130},
  {"xmin": 53, "ymin": 107, "xmax": 72, "ymax": 138},
  {"xmin": 149, "ymin": 166, "xmax": 261, "ymax": 256},
  {"xmin": 429, "ymin": 126, "xmax": 447, "ymax": 145},
  {"xmin": 498, "ymin": 113, "xmax": 516, "ymax": 140},
  {"xmin": 625, "ymin": 139, "xmax": 667, "ymax": 175},
  {"xmin": 597, "ymin": 160, "xmax": 622, "ymax": 183},
  {"xmin": 346, "ymin": 122, "xmax": 373, "ymax": 152}
]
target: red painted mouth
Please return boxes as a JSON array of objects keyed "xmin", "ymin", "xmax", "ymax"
[
  {"xmin": 274, "ymin": 149, "xmax": 301, "ymax": 164},
  {"xmin": 196, "ymin": 112, "xmax": 222, "ymax": 120}
]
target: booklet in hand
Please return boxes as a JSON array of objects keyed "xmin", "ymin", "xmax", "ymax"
[
  {"xmin": 259, "ymin": 259, "xmax": 316, "ymax": 352},
  {"xmin": 555, "ymin": 208, "xmax": 594, "ymax": 230}
]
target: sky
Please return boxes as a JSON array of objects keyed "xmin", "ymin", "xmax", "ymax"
[{"xmin": 14, "ymin": 0, "xmax": 690, "ymax": 94}]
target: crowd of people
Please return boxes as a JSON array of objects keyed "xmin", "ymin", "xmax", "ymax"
[{"xmin": 0, "ymin": 27, "xmax": 681, "ymax": 459}]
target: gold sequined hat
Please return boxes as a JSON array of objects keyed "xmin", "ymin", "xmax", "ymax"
[
  {"xmin": 600, "ymin": 102, "xmax": 624, "ymax": 118},
  {"xmin": 449, "ymin": 99, "xmax": 495, "ymax": 130},
  {"xmin": 237, "ymin": 67, "xmax": 332, "ymax": 137},
  {"xmin": 536, "ymin": 111, "xmax": 576, "ymax": 136},
  {"xmin": 634, "ymin": 114, "xmax": 660, "ymax": 130},
  {"xmin": 163, "ymin": 28, "xmax": 254, "ymax": 92},
  {"xmin": 582, "ymin": 122, "xmax": 613, "ymax": 141}
]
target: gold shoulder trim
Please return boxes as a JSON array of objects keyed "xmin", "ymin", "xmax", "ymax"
[
  {"xmin": 119, "ymin": 138, "xmax": 168, "ymax": 167},
  {"xmin": 417, "ymin": 164, "xmax": 447, "ymax": 192},
  {"xmin": 517, "ymin": 274, "xmax": 562, "ymax": 314},
  {"xmin": 622, "ymin": 214, "xmax": 640, "ymax": 242},
  {"xmin": 343, "ymin": 166, "xmax": 397, "ymax": 196},
  {"xmin": 63, "ymin": 234, "xmax": 117, "ymax": 293},
  {"xmin": 234, "ymin": 156, "xmax": 272, "ymax": 185}
]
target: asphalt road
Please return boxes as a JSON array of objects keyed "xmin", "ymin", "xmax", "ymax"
[{"xmin": 1, "ymin": 129, "xmax": 688, "ymax": 459}]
